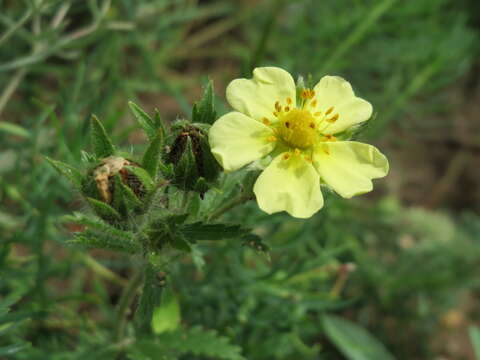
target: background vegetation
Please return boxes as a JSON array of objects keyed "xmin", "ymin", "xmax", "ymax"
[{"xmin": 1, "ymin": 0, "xmax": 480, "ymax": 359}]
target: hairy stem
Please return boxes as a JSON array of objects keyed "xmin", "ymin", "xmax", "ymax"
[
  {"xmin": 208, "ymin": 194, "xmax": 254, "ymax": 222},
  {"xmin": 114, "ymin": 268, "xmax": 144, "ymax": 342}
]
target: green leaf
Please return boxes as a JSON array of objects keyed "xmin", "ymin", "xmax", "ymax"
[
  {"xmin": 86, "ymin": 197, "xmax": 122, "ymax": 221},
  {"xmin": 69, "ymin": 233, "xmax": 140, "ymax": 254},
  {"xmin": 142, "ymin": 135, "xmax": 162, "ymax": 179},
  {"xmin": 130, "ymin": 326, "xmax": 245, "ymax": 360},
  {"xmin": 180, "ymin": 222, "xmax": 247, "ymax": 241},
  {"xmin": 0, "ymin": 122, "xmax": 30, "ymax": 138},
  {"xmin": 44, "ymin": 156, "xmax": 83, "ymax": 188},
  {"xmin": 192, "ymin": 79, "xmax": 216, "ymax": 125},
  {"xmin": 152, "ymin": 288, "xmax": 181, "ymax": 334},
  {"xmin": 90, "ymin": 115, "xmax": 116, "ymax": 158},
  {"xmin": 321, "ymin": 314, "xmax": 396, "ymax": 360},
  {"xmin": 135, "ymin": 263, "xmax": 165, "ymax": 333},
  {"xmin": 469, "ymin": 326, "xmax": 480, "ymax": 360},
  {"xmin": 129, "ymin": 101, "xmax": 157, "ymax": 141}
]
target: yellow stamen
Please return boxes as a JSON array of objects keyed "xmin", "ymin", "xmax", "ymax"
[
  {"xmin": 310, "ymin": 100, "xmax": 317, "ymax": 107},
  {"xmin": 294, "ymin": 148, "xmax": 301, "ymax": 156},
  {"xmin": 314, "ymin": 112, "xmax": 322, "ymax": 117},
  {"xmin": 286, "ymin": 97, "xmax": 292, "ymax": 105},
  {"xmin": 326, "ymin": 106, "xmax": 334, "ymax": 115},
  {"xmin": 283, "ymin": 153, "xmax": 290, "ymax": 160},
  {"xmin": 285, "ymin": 106, "xmax": 290, "ymax": 112},
  {"xmin": 327, "ymin": 114, "xmax": 339, "ymax": 123},
  {"xmin": 262, "ymin": 117, "xmax": 270, "ymax": 125},
  {"xmin": 266, "ymin": 135, "xmax": 277, "ymax": 142},
  {"xmin": 277, "ymin": 109, "xmax": 318, "ymax": 149}
]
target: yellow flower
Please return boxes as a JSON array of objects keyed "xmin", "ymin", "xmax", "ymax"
[{"xmin": 209, "ymin": 67, "xmax": 389, "ymax": 218}]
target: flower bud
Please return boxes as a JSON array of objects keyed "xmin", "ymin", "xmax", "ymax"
[
  {"xmin": 82, "ymin": 156, "xmax": 148, "ymax": 220},
  {"xmin": 164, "ymin": 123, "xmax": 221, "ymax": 196}
]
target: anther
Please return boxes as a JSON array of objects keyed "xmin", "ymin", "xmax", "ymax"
[
  {"xmin": 310, "ymin": 100, "xmax": 317, "ymax": 107},
  {"xmin": 285, "ymin": 106, "xmax": 290, "ymax": 112},
  {"xmin": 285, "ymin": 121, "xmax": 290, "ymax": 128},
  {"xmin": 294, "ymin": 148, "xmax": 301, "ymax": 156},
  {"xmin": 304, "ymin": 156, "xmax": 312, "ymax": 162},
  {"xmin": 326, "ymin": 106, "xmax": 334, "ymax": 115},
  {"xmin": 327, "ymin": 114, "xmax": 339, "ymax": 123},
  {"xmin": 266, "ymin": 135, "xmax": 277, "ymax": 142},
  {"xmin": 273, "ymin": 111, "xmax": 278, "ymax": 117},
  {"xmin": 314, "ymin": 112, "xmax": 322, "ymax": 117},
  {"xmin": 283, "ymin": 153, "xmax": 290, "ymax": 160},
  {"xmin": 262, "ymin": 117, "xmax": 270, "ymax": 125},
  {"xmin": 286, "ymin": 97, "xmax": 292, "ymax": 105},
  {"xmin": 309, "ymin": 122, "xmax": 315, "ymax": 129}
]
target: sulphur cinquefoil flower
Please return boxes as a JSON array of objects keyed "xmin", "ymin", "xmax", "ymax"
[{"xmin": 209, "ymin": 67, "xmax": 389, "ymax": 218}]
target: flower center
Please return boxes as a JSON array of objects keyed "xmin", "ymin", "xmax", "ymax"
[{"xmin": 278, "ymin": 109, "xmax": 317, "ymax": 149}]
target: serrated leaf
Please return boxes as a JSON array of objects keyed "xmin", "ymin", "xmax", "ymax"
[
  {"xmin": 91, "ymin": 115, "xmax": 115, "ymax": 158},
  {"xmin": 63, "ymin": 213, "xmax": 135, "ymax": 243},
  {"xmin": 180, "ymin": 222, "xmax": 247, "ymax": 241},
  {"xmin": 86, "ymin": 197, "xmax": 122, "ymax": 220},
  {"xmin": 192, "ymin": 80, "xmax": 216, "ymax": 125},
  {"xmin": 130, "ymin": 326, "xmax": 245, "ymax": 360},
  {"xmin": 142, "ymin": 135, "xmax": 162, "ymax": 179},
  {"xmin": 45, "ymin": 156, "xmax": 83, "ymax": 188},
  {"xmin": 69, "ymin": 233, "xmax": 140, "ymax": 254},
  {"xmin": 321, "ymin": 314, "xmax": 396, "ymax": 360},
  {"xmin": 124, "ymin": 165, "xmax": 154, "ymax": 191},
  {"xmin": 129, "ymin": 101, "xmax": 157, "ymax": 141}
]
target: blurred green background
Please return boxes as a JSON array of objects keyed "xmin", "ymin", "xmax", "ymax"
[{"xmin": 1, "ymin": 0, "xmax": 480, "ymax": 359}]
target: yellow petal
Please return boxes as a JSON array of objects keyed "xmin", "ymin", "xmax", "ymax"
[
  {"xmin": 209, "ymin": 112, "xmax": 276, "ymax": 172},
  {"xmin": 313, "ymin": 141, "xmax": 389, "ymax": 198},
  {"xmin": 253, "ymin": 153, "xmax": 324, "ymax": 218},
  {"xmin": 226, "ymin": 67, "xmax": 296, "ymax": 122},
  {"xmin": 312, "ymin": 76, "xmax": 372, "ymax": 134}
]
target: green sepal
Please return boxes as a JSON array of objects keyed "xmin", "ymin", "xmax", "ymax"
[
  {"xmin": 192, "ymin": 79, "xmax": 216, "ymax": 125},
  {"xmin": 44, "ymin": 156, "xmax": 83, "ymax": 189},
  {"xmin": 129, "ymin": 101, "xmax": 156, "ymax": 141},
  {"xmin": 124, "ymin": 165, "xmax": 154, "ymax": 192},
  {"xmin": 86, "ymin": 197, "xmax": 122, "ymax": 221},
  {"xmin": 198, "ymin": 135, "xmax": 221, "ymax": 183},
  {"xmin": 173, "ymin": 136, "xmax": 198, "ymax": 190},
  {"xmin": 135, "ymin": 263, "xmax": 165, "ymax": 333},
  {"xmin": 90, "ymin": 115, "xmax": 116, "ymax": 158},
  {"xmin": 115, "ymin": 175, "xmax": 143, "ymax": 210},
  {"xmin": 142, "ymin": 135, "xmax": 163, "ymax": 179}
]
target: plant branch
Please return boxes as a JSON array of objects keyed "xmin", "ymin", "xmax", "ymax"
[
  {"xmin": 114, "ymin": 268, "xmax": 144, "ymax": 342},
  {"xmin": 208, "ymin": 193, "xmax": 254, "ymax": 222}
]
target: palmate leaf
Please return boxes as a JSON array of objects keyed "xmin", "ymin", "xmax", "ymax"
[
  {"xmin": 129, "ymin": 326, "xmax": 245, "ymax": 360},
  {"xmin": 321, "ymin": 314, "xmax": 396, "ymax": 360},
  {"xmin": 192, "ymin": 79, "xmax": 216, "ymax": 125},
  {"xmin": 90, "ymin": 115, "xmax": 116, "ymax": 158}
]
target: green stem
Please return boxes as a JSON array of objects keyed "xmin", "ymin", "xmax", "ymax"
[
  {"xmin": 208, "ymin": 194, "xmax": 254, "ymax": 222},
  {"xmin": 114, "ymin": 268, "xmax": 144, "ymax": 342}
]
